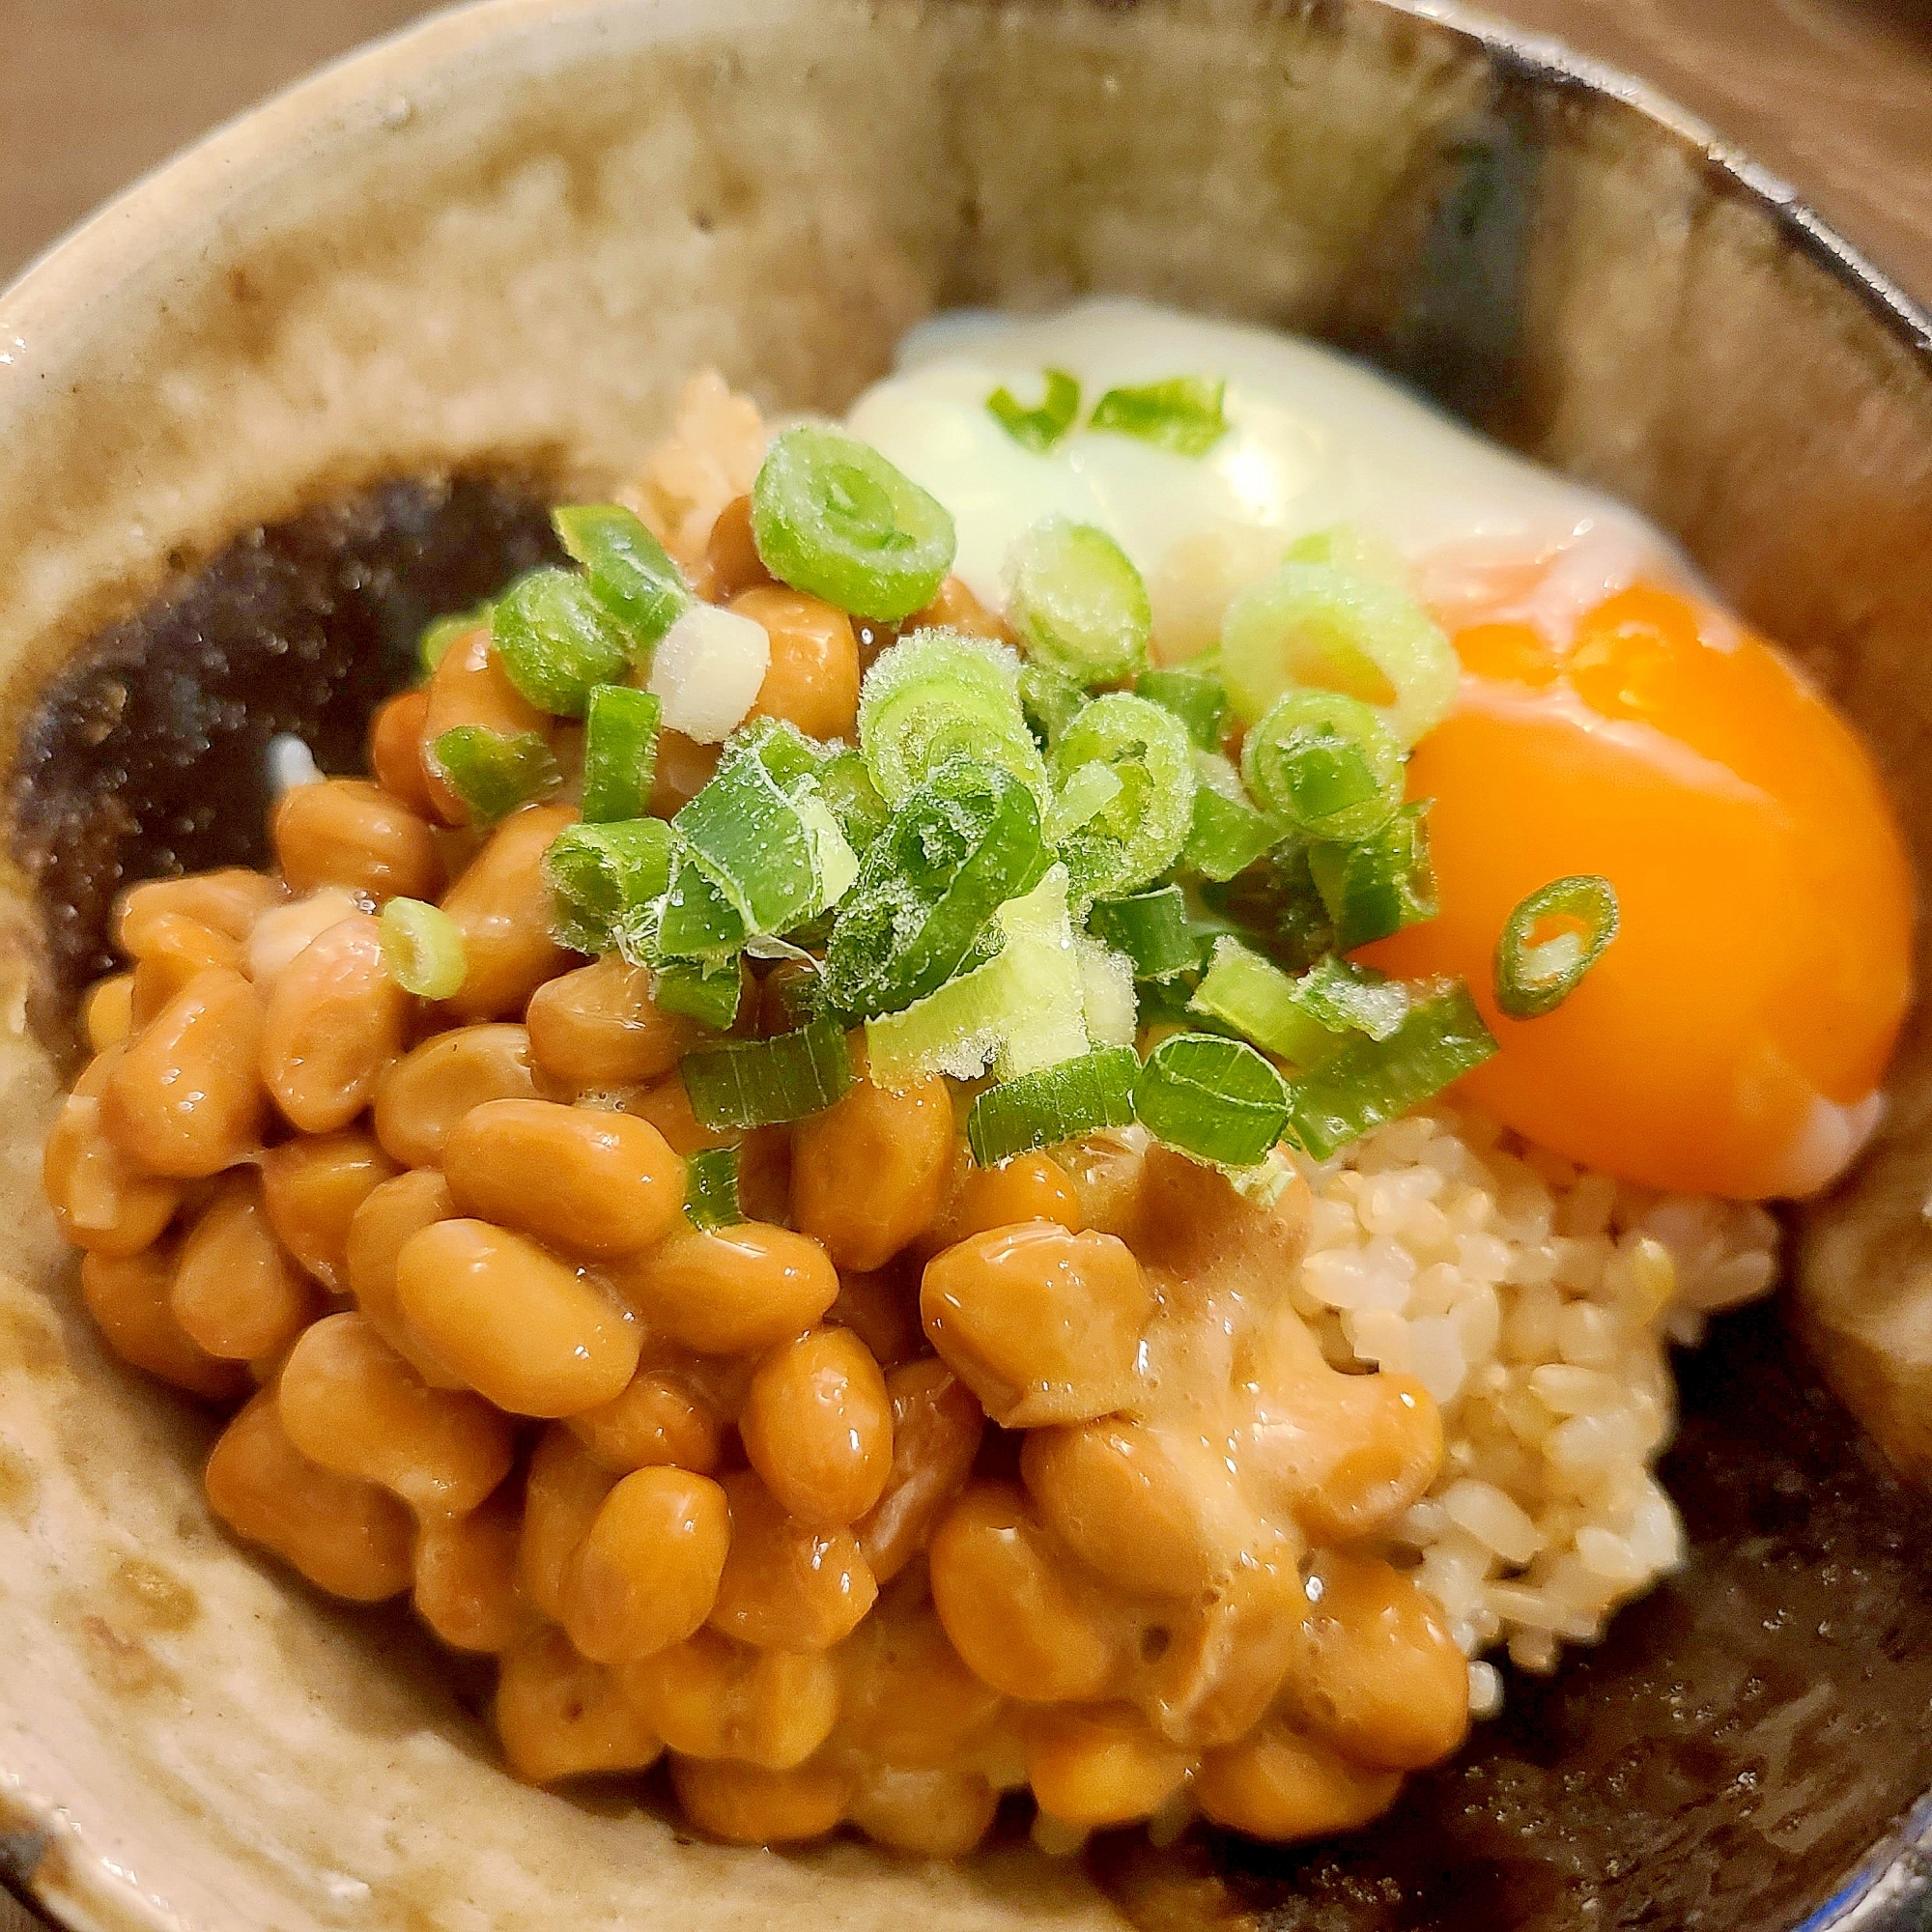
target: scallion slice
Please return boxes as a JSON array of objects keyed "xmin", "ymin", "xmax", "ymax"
[
  {"xmin": 736, "ymin": 715, "xmax": 826, "ymax": 791},
  {"xmin": 752, "ymin": 426, "xmax": 955, "ymax": 623},
  {"xmin": 418, "ymin": 602, "xmax": 493, "ymax": 675},
  {"xmin": 491, "ymin": 567, "xmax": 635, "ymax": 718},
  {"xmin": 543, "ymin": 818, "xmax": 677, "ymax": 953},
  {"xmin": 1188, "ymin": 937, "xmax": 1345, "ymax": 1068},
  {"xmin": 1046, "ymin": 760, "xmax": 1125, "ymax": 842},
  {"xmin": 1282, "ymin": 980, "xmax": 1496, "ymax": 1160},
  {"xmin": 379, "ymin": 897, "xmax": 468, "ymax": 1001},
  {"xmin": 1049, "ymin": 692, "xmax": 1195, "ymax": 900},
  {"xmin": 993, "ymin": 862, "xmax": 1091, "ymax": 1079},
  {"xmin": 1089, "ymin": 376, "xmax": 1229, "ymax": 457},
  {"xmin": 429, "ymin": 725, "xmax": 561, "ymax": 825},
  {"xmin": 814, "ymin": 747, "xmax": 891, "ymax": 856},
  {"xmin": 1133, "ymin": 1031, "xmax": 1293, "ymax": 1169},
  {"xmin": 966, "ymin": 1046, "xmax": 1139, "ymax": 1166},
  {"xmin": 553, "ymin": 503, "xmax": 690, "ymax": 648},
  {"xmin": 674, "ymin": 740, "xmax": 857, "ymax": 938},
  {"xmin": 1494, "ymin": 875, "xmax": 1620, "ymax": 1019},
  {"xmin": 1307, "ymin": 801, "xmax": 1436, "ymax": 952},
  {"xmin": 986, "ymin": 369, "xmax": 1081, "ymax": 454},
  {"xmin": 1291, "ymin": 955, "xmax": 1409, "ymax": 1040},
  {"xmin": 1241, "ymin": 689, "xmax": 1403, "ymax": 844},
  {"xmin": 1086, "ymin": 886, "xmax": 1196, "ymax": 980},
  {"xmin": 681, "ymin": 1017, "xmax": 853, "ymax": 1130},
  {"xmin": 1137, "ymin": 662, "xmax": 1229, "ymax": 750},
  {"xmin": 822, "ymin": 759, "xmax": 1049, "ymax": 1019},
  {"xmin": 1220, "ymin": 559, "xmax": 1457, "ymax": 746},
  {"xmin": 1283, "ymin": 525, "xmax": 1410, "ymax": 584},
  {"xmin": 683, "ymin": 1146, "xmax": 743, "ymax": 1230},
  {"xmin": 1181, "ymin": 753, "xmax": 1279, "ymax": 883},
  {"xmin": 581, "ymin": 685, "xmax": 662, "ymax": 824},
  {"xmin": 1019, "ymin": 664, "xmax": 1087, "ymax": 749},
  {"xmin": 652, "ymin": 854, "xmax": 748, "ymax": 964},
  {"xmin": 863, "ymin": 866, "xmax": 1086, "ymax": 1089},
  {"xmin": 652, "ymin": 957, "xmax": 745, "ymax": 1032},
  {"xmin": 1007, "ymin": 518, "xmax": 1151, "ymax": 686},
  {"xmin": 858, "ymin": 629, "xmax": 1047, "ymax": 806},
  {"xmin": 1077, "ymin": 938, "xmax": 1138, "ymax": 1047}
]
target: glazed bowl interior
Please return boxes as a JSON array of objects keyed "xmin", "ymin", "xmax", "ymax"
[{"xmin": 4, "ymin": 2, "xmax": 1932, "ymax": 1929}]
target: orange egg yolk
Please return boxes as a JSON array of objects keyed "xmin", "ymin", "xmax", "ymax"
[{"xmin": 1365, "ymin": 583, "xmax": 1914, "ymax": 1200}]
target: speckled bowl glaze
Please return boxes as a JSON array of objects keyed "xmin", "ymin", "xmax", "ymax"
[{"xmin": 3, "ymin": 3, "xmax": 1932, "ymax": 1929}]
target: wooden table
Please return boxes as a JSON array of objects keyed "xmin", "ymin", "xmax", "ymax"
[
  {"xmin": 0, "ymin": 0, "xmax": 1926, "ymax": 1927},
  {"xmin": 0, "ymin": 0, "xmax": 1927, "ymax": 301}
]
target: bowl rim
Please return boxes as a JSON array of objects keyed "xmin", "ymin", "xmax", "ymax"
[{"xmin": 3, "ymin": 3, "xmax": 1931, "ymax": 1930}]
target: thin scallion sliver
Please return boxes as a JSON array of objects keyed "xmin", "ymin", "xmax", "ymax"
[
  {"xmin": 681, "ymin": 1017, "xmax": 854, "ymax": 1130},
  {"xmin": 1132, "ymin": 1031, "xmax": 1293, "ymax": 1169},
  {"xmin": 1494, "ymin": 875, "xmax": 1620, "ymax": 1019},
  {"xmin": 966, "ymin": 1046, "xmax": 1140, "ymax": 1166}
]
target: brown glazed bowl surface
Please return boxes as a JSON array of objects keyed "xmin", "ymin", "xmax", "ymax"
[{"xmin": 2, "ymin": 3, "xmax": 1931, "ymax": 1929}]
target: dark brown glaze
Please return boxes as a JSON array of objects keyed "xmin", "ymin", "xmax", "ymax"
[
  {"xmin": 1092, "ymin": 1293, "xmax": 1932, "ymax": 1931},
  {"xmin": 8, "ymin": 477, "xmax": 560, "ymax": 1009}
]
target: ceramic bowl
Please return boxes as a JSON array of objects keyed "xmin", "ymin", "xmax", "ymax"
[{"xmin": 3, "ymin": 3, "xmax": 1931, "ymax": 1928}]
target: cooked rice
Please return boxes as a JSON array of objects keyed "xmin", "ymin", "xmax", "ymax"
[{"xmin": 1287, "ymin": 1101, "xmax": 1778, "ymax": 1687}]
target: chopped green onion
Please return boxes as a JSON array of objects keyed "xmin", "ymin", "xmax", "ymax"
[
  {"xmin": 418, "ymin": 602, "xmax": 493, "ymax": 675},
  {"xmin": 994, "ymin": 867, "xmax": 1093, "ymax": 1078},
  {"xmin": 1087, "ymin": 886, "xmax": 1196, "ymax": 980},
  {"xmin": 823, "ymin": 760, "xmax": 1049, "ymax": 1019},
  {"xmin": 1220, "ymin": 560, "xmax": 1457, "ymax": 746},
  {"xmin": 966, "ymin": 1046, "xmax": 1140, "ymax": 1166},
  {"xmin": 1019, "ymin": 664, "xmax": 1087, "ymax": 749},
  {"xmin": 1180, "ymin": 753, "xmax": 1279, "ymax": 883},
  {"xmin": 1135, "ymin": 973, "xmax": 1202, "ymax": 1030},
  {"xmin": 1006, "ymin": 518, "xmax": 1151, "ymax": 686},
  {"xmin": 1291, "ymin": 955, "xmax": 1409, "ymax": 1040},
  {"xmin": 680, "ymin": 1017, "xmax": 853, "ymax": 1130},
  {"xmin": 1089, "ymin": 376, "xmax": 1230, "ymax": 457},
  {"xmin": 858, "ymin": 629, "xmax": 1047, "ymax": 806},
  {"xmin": 683, "ymin": 1147, "xmax": 743, "ymax": 1230},
  {"xmin": 751, "ymin": 426, "xmax": 955, "ymax": 623},
  {"xmin": 491, "ymin": 567, "xmax": 635, "ymax": 718},
  {"xmin": 1188, "ymin": 937, "xmax": 1344, "ymax": 1067},
  {"xmin": 1241, "ymin": 689, "xmax": 1403, "ymax": 844},
  {"xmin": 1281, "ymin": 980, "xmax": 1496, "ymax": 1159},
  {"xmin": 1494, "ymin": 875, "xmax": 1620, "ymax": 1019},
  {"xmin": 1133, "ymin": 1032, "xmax": 1292, "ymax": 1169},
  {"xmin": 1049, "ymin": 693, "xmax": 1195, "ymax": 901},
  {"xmin": 553, "ymin": 503, "xmax": 690, "ymax": 648},
  {"xmin": 1188, "ymin": 943, "xmax": 1409, "ymax": 1067},
  {"xmin": 380, "ymin": 897, "xmax": 468, "ymax": 1001},
  {"xmin": 863, "ymin": 945, "xmax": 1020, "ymax": 1089},
  {"xmin": 1137, "ymin": 662, "xmax": 1229, "ymax": 750},
  {"xmin": 1283, "ymin": 525, "xmax": 1410, "ymax": 585},
  {"xmin": 1046, "ymin": 760, "xmax": 1124, "ymax": 842},
  {"xmin": 1077, "ymin": 938, "xmax": 1138, "ymax": 1047},
  {"xmin": 1206, "ymin": 842, "xmax": 1335, "ymax": 973},
  {"xmin": 735, "ymin": 716, "xmax": 825, "ymax": 791},
  {"xmin": 543, "ymin": 818, "xmax": 676, "ymax": 953},
  {"xmin": 580, "ymin": 685, "xmax": 662, "ymax": 824},
  {"xmin": 674, "ymin": 741, "xmax": 856, "ymax": 938},
  {"xmin": 863, "ymin": 866, "xmax": 1085, "ymax": 1090},
  {"xmin": 1308, "ymin": 802, "xmax": 1437, "ymax": 952},
  {"xmin": 814, "ymin": 747, "xmax": 890, "ymax": 856},
  {"xmin": 429, "ymin": 725, "xmax": 561, "ymax": 825},
  {"xmin": 652, "ymin": 957, "xmax": 745, "ymax": 1032},
  {"xmin": 986, "ymin": 369, "xmax": 1081, "ymax": 453},
  {"xmin": 652, "ymin": 854, "xmax": 747, "ymax": 964}
]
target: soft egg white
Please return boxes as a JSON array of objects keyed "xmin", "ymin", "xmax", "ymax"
[{"xmin": 846, "ymin": 298, "xmax": 1678, "ymax": 657}]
